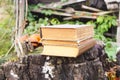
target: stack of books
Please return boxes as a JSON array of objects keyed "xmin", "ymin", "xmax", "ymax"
[{"xmin": 41, "ymin": 24, "xmax": 96, "ymax": 57}]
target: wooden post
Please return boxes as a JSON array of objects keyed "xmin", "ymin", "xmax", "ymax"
[
  {"xmin": 19, "ymin": 0, "xmax": 25, "ymax": 37},
  {"xmin": 117, "ymin": 3, "xmax": 120, "ymax": 46},
  {"xmin": 15, "ymin": 0, "xmax": 21, "ymax": 57},
  {"xmin": 14, "ymin": 0, "xmax": 26, "ymax": 57}
]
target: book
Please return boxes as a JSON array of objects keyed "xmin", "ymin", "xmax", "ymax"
[
  {"xmin": 41, "ymin": 24, "xmax": 94, "ymax": 41},
  {"xmin": 41, "ymin": 38, "xmax": 96, "ymax": 57},
  {"xmin": 41, "ymin": 38, "xmax": 92, "ymax": 46}
]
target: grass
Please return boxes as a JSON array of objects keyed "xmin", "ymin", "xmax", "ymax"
[{"xmin": 0, "ymin": 0, "xmax": 15, "ymax": 64}]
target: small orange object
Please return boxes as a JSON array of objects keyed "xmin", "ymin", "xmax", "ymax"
[
  {"xmin": 28, "ymin": 34, "xmax": 41, "ymax": 43},
  {"xmin": 18, "ymin": 34, "xmax": 41, "ymax": 48},
  {"xmin": 28, "ymin": 34, "xmax": 41, "ymax": 47}
]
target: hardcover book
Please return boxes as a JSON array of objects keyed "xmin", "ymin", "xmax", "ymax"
[
  {"xmin": 41, "ymin": 24, "xmax": 94, "ymax": 41},
  {"xmin": 41, "ymin": 38, "xmax": 96, "ymax": 57}
]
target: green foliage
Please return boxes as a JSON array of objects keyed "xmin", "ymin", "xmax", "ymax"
[
  {"xmin": 87, "ymin": 15, "xmax": 117, "ymax": 60},
  {"xmin": 41, "ymin": 10, "xmax": 53, "ymax": 16},
  {"xmin": 87, "ymin": 15, "xmax": 117, "ymax": 42},
  {"xmin": 25, "ymin": 15, "xmax": 84, "ymax": 35},
  {"xmin": 0, "ymin": 0, "xmax": 13, "ymax": 6},
  {"xmin": 29, "ymin": 4, "xmax": 53, "ymax": 16},
  {"xmin": 50, "ymin": 18, "xmax": 60, "ymax": 25},
  {"xmin": 96, "ymin": 15, "xmax": 117, "ymax": 35},
  {"xmin": 24, "ymin": 17, "xmax": 50, "ymax": 35},
  {"xmin": 105, "ymin": 42, "xmax": 117, "ymax": 61},
  {"xmin": 0, "ymin": 1, "xmax": 14, "ymax": 60},
  {"xmin": 61, "ymin": 20, "xmax": 84, "ymax": 25},
  {"xmin": 0, "ymin": 16, "xmax": 14, "ymax": 56}
]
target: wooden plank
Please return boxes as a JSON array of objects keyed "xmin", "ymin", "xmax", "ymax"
[
  {"xmin": 45, "ymin": 0, "xmax": 85, "ymax": 8},
  {"xmin": 33, "ymin": 6, "xmax": 117, "ymax": 20},
  {"xmin": 32, "ymin": 8, "xmax": 97, "ymax": 19},
  {"xmin": 96, "ymin": 10, "xmax": 118, "ymax": 15},
  {"xmin": 32, "ymin": 9, "xmax": 73, "ymax": 16},
  {"xmin": 63, "ymin": 16, "xmax": 97, "ymax": 20},
  {"xmin": 81, "ymin": 5, "xmax": 103, "ymax": 12}
]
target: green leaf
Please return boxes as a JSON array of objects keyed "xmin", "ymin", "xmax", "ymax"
[
  {"xmin": 50, "ymin": 18, "xmax": 60, "ymax": 25},
  {"xmin": 97, "ymin": 16, "xmax": 104, "ymax": 24},
  {"xmin": 105, "ymin": 42, "xmax": 117, "ymax": 61},
  {"xmin": 33, "ymin": 6, "xmax": 39, "ymax": 10},
  {"xmin": 41, "ymin": 10, "xmax": 53, "ymax": 16},
  {"xmin": 75, "ymin": 21, "xmax": 83, "ymax": 25},
  {"xmin": 112, "ymin": 19, "xmax": 117, "ymax": 26}
]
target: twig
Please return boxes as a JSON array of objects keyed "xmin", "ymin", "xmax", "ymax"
[
  {"xmin": 17, "ymin": 39, "xmax": 24, "ymax": 57},
  {"xmin": 5, "ymin": 43, "xmax": 15, "ymax": 57},
  {"xmin": 0, "ymin": 31, "xmax": 7, "ymax": 40}
]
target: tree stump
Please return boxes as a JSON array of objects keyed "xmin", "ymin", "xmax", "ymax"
[{"xmin": 0, "ymin": 44, "xmax": 108, "ymax": 80}]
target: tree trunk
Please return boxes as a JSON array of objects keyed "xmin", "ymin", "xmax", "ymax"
[{"xmin": 0, "ymin": 44, "xmax": 108, "ymax": 80}]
